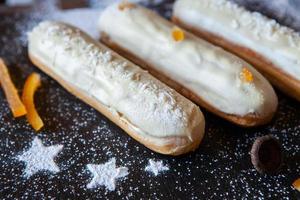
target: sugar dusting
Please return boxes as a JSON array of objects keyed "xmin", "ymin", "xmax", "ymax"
[
  {"xmin": 86, "ymin": 158, "xmax": 129, "ymax": 191},
  {"xmin": 16, "ymin": 137, "xmax": 63, "ymax": 178},
  {"xmin": 0, "ymin": 0, "xmax": 299, "ymax": 199},
  {"xmin": 145, "ymin": 159, "xmax": 169, "ymax": 176}
]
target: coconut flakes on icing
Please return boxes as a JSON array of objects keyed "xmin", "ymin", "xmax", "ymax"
[
  {"xmin": 99, "ymin": 3, "xmax": 277, "ymax": 116},
  {"xmin": 206, "ymin": 0, "xmax": 300, "ymax": 48},
  {"xmin": 29, "ymin": 21, "xmax": 193, "ymax": 138},
  {"xmin": 231, "ymin": 19, "xmax": 240, "ymax": 29}
]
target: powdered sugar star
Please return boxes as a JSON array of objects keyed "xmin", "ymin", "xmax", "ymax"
[
  {"xmin": 86, "ymin": 158, "xmax": 129, "ymax": 191},
  {"xmin": 145, "ymin": 159, "xmax": 169, "ymax": 176},
  {"xmin": 16, "ymin": 137, "xmax": 63, "ymax": 178}
]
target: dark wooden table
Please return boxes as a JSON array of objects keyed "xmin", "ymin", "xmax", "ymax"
[{"xmin": 0, "ymin": 0, "xmax": 299, "ymax": 199}]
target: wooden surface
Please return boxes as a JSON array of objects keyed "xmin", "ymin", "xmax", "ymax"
[{"xmin": 0, "ymin": 0, "xmax": 299, "ymax": 199}]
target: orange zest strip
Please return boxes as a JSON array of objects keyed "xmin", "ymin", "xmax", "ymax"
[
  {"xmin": 22, "ymin": 73, "xmax": 44, "ymax": 131},
  {"xmin": 240, "ymin": 67, "xmax": 254, "ymax": 83},
  {"xmin": 0, "ymin": 58, "xmax": 27, "ymax": 117},
  {"xmin": 172, "ymin": 27, "xmax": 185, "ymax": 42},
  {"xmin": 293, "ymin": 178, "xmax": 300, "ymax": 192},
  {"xmin": 118, "ymin": 1, "xmax": 136, "ymax": 11}
]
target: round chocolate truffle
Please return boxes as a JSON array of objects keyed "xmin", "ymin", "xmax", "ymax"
[{"xmin": 250, "ymin": 135, "xmax": 282, "ymax": 174}]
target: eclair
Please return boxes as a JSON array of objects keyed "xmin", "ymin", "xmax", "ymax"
[
  {"xmin": 28, "ymin": 21, "xmax": 205, "ymax": 156},
  {"xmin": 98, "ymin": 3, "xmax": 278, "ymax": 127},
  {"xmin": 173, "ymin": 0, "xmax": 300, "ymax": 101}
]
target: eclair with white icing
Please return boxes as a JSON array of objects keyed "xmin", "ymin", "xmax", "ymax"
[
  {"xmin": 98, "ymin": 3, "xmax": 277, "ymax": 127},
  {"xmin": 173, "ymin": 0, "xmax": 300, "ymax": 101},
  {"xmin": 28, "ymin": 21, "xmax": 205, "ymax": 156}
]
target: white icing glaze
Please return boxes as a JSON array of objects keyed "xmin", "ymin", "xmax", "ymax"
[
  {"xmin": 173, "ymin": 0, "xmax": 300, "ymax": 81},
  {"xmin": 98, "ymin": 3, "xmax": 277, "ymax": 117},
  {"xmin": 28, "ymin": 21, "xmax": 204, "ymax": 145}
]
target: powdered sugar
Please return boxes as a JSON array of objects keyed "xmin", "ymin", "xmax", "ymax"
[
  {"xmin": 16, "ymin": 137, "xmax": 63, "ymax": 177},
  {"xmin": 29, "ymin": 21, "xmax": 200, "ymax": 139},
  {"xmin": 0, "ymin": 0, "xmax": 299, "ymax": 199},
  {"xmin": 86, "ymin": 158, "xmax": 128, "ymax": 191},
  {"xmin": 145, "ymin": 159, "xmax": 169, "ymax": 176}
]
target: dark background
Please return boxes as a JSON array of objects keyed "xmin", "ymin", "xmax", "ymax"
[{"xmin": 0, "ymin": 0, "xmax": 299, "ymax": 199}]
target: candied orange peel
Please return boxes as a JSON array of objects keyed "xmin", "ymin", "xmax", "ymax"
[
  {"xmin": 0, "ymin": 58, "xmax": 27, "ymax": 117},
  {"xmin": 22, "ymin": 73, "xmax": 44, "ymax": 131},
  {"xmin": 293, "ymin": 178, "xmax": 300, "ymax": 192},
  {"xmin": 240, "ymin": 67, "xmax": 254, "ymax": 83},
  {"xmin": 172, "ymin": 27, "xmax": 185, "ymax": 42},
  {"xmin": 118, "ymin": 1, "xmax": 136, "ymax": 11}
]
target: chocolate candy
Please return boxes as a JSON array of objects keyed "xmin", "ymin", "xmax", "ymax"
[{"xmin": 250, "ymin": 135, "xmax": 282, "ymax": 174}]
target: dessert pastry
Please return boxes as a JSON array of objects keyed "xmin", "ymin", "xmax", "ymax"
[
  {"xmin": 28, "ymin": 21, "xmax": 205, "ymax": 155},
  {"xmin": 98, "ymin": 2, "xmax": 278, "ymax": 127},
  {"xmin": 173, "ymin": 0, "xmax": 300, "ymax": 101}
]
